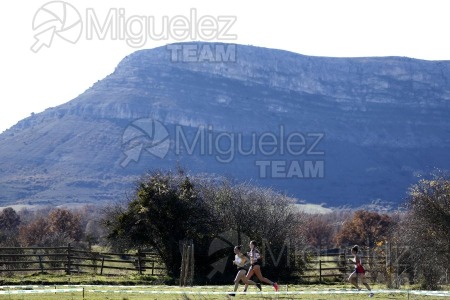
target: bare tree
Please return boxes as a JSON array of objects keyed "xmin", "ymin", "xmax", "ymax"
[{"xmin": 397, "ymin": 176, "xmax": 450, "ymax": 289}]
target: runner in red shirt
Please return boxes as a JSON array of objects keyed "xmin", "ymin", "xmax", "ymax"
[{"xmin": 348, "ymin": 245, "xmax": 374, "ymax": 297}]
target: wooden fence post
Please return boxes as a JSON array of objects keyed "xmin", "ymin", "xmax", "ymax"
[
  {"xmin": 188, "ymin": 243, "xmax": 195, "ymax": 286},
  {"xmin": 342, "ymin": 247, "xmax": 347, "ymax": 280},
  {"xmin": 180, "ymin": 242, "xmax": 187, "ymax": 287},
  {"xmin": 180, "ymin": 240, "xmax": 194, "ymax": 286},
  {"xmin": 386, "ymin": 241, "xmax": 392, "ymax": 288},
  {"xmin": 185, "ymin": 245, "xmax": 191, "ymax": 286},
  {"xmin": 38, "ymin": 255, "xmax": 44, "ymax": 274},
  {"xmin": 137, "ymin": 249, "xmax": 143, "ymax": 275},
  {"xmin": 100, "ymin": 257, "xmax": 105, "ymax": 275},
  {"xmin": 319, "ymin": 259, "xmax": 322, "ymax": 283},
  {"xmin": 66, "ymin": 243, "xmax": 72, "ymax": 275}
]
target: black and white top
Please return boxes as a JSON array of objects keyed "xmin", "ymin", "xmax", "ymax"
[{"xmin": 248, "ymin": 248, "xmax": 262, "ymax": 266}]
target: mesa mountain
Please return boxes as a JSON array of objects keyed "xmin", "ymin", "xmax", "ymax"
[{"xmin": 1, "ymin": 42, "xmax": 449, "ymax": 209}]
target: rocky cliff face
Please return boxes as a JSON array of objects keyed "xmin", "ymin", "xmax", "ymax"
[{"xmin": 1, "ymin": 43, "xmax": 449, "ymax": 208}]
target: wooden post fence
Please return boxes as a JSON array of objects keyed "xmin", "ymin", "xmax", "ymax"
[
  {"xmin": 0, "ymin": 246, "xmax": 166, "ymax": 276},
  {"xmin": 180, "ymin": 240, "xmax": 194, "ymax": 287}
]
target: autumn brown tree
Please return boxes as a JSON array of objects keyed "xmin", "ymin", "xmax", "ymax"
[
  {"xmin": 335, "ymin": 210, "xmax": 394, "ymax": 247},
  {"xmin": 19, "ymin": 208, "xmax": 82, "ymax": 246},
  {"xmin": 47, "ymin": 208, "xmax": 83, "ymax": 242},
  {"xmin": 19, "ymin": 217, "xmax": 49, "ymax": 247}
]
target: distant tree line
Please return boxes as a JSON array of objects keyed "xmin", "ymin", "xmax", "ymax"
[
  {"xmin": 0, "ymin": 171, "xmax": 448, "ymax": 288},
  {"xmin": 0, "ymin": 206, "xmax": 100, "ymax": 248}
]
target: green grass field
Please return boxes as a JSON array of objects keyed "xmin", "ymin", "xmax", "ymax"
[
  {"xmin": 0, "ymin": 284, "xmax": 449, "ymax": 300},
  {"xmin": 0, "ymin": 273, "xmax": 448, "ymax": 300}
]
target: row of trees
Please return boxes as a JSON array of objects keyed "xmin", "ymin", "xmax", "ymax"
[
  {"xmin": 301, "ymin": 209, "xmax": 396, "ymax": 249},
  {"xmin": 0, "ymin": 171, "xmax": 448, "ymax": 288},
  {"xmin": 0, "ymin": 206, "xmax": 101, "ymax": 248}
]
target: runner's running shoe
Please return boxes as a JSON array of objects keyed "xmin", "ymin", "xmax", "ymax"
[{"xmin": 273, "ymin": 282, "xmax": 279, "ymax": 292}]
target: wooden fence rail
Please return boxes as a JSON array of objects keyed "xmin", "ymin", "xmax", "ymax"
[
  {"xmin": 301, "ymin": 250, "xmax": 390, "ymax": 283},
  {"xmin": 0, "ymin": 245, "xmax": 166, "ymax": 276}
]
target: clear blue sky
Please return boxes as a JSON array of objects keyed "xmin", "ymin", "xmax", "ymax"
[{"xmin": 1, "ymin": 0, "xmax": 449, "ymax": 132}]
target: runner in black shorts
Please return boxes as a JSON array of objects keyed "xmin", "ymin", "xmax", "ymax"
[
  {"xmin": 244, "ymin": 240, "xmax": 278, "ymax": 292},
  {"xmin": 228, "ymin": 245, "xmax": 261, "ymax": 297}
]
